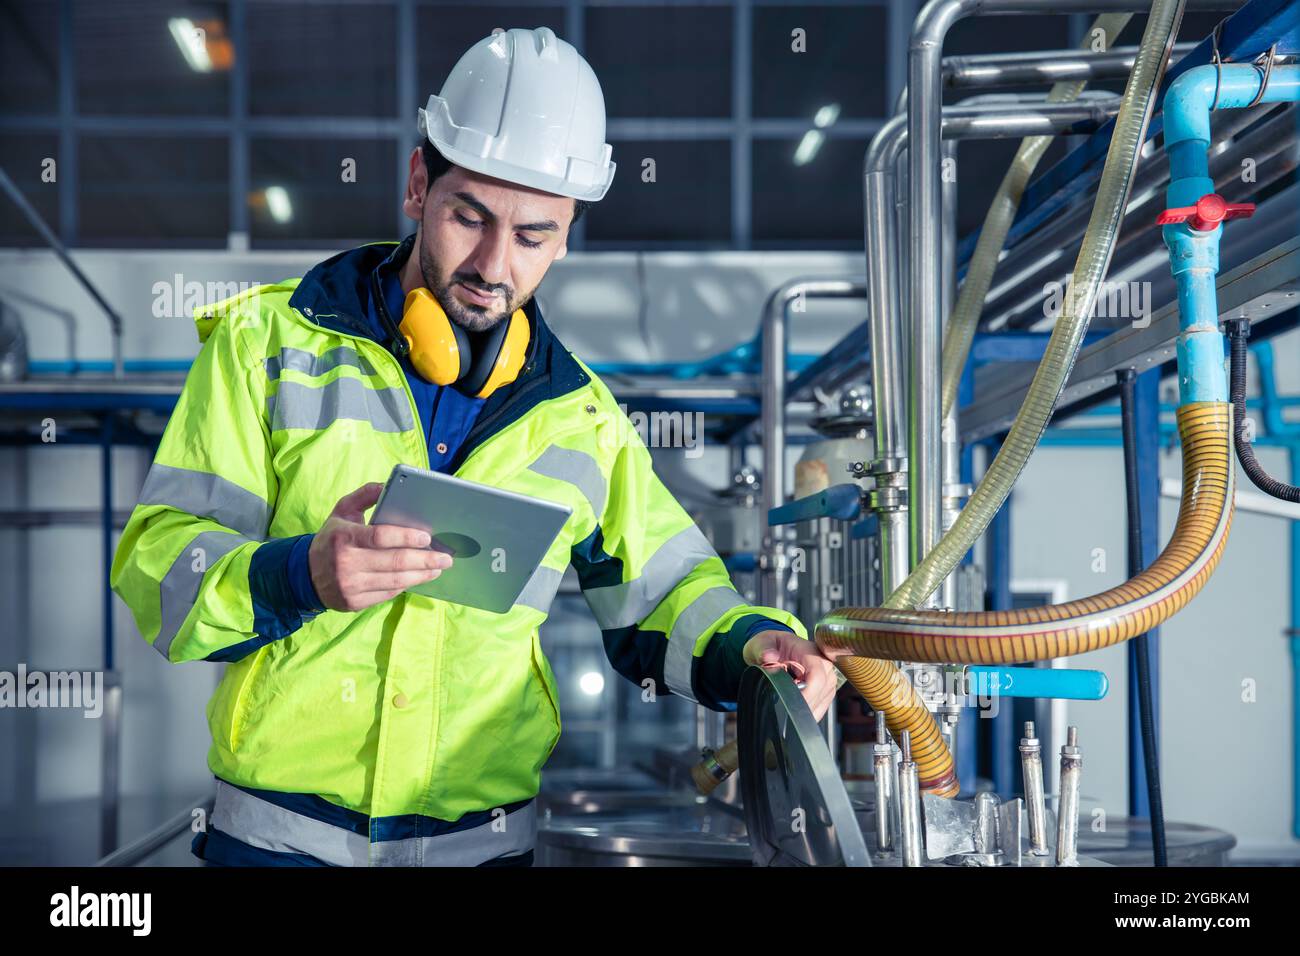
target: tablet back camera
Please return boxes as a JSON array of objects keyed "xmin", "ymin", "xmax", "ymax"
[{"xmin": 430, "ymin": 533, "xmax": 482, "ymax": 559}]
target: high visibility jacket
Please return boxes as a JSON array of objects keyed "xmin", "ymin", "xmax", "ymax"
[{"xmin": 111, "ymin": 240, "xmax": 804, "ymax": 865}]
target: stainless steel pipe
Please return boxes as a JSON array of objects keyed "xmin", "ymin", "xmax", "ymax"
[
  {"xmin": 1020, "ymin": 720, "xmax": 1049, "ymax": 856},
  {"xmin": 904, "ymin": 0, "xmax": 1239, "ymax": 595},
  {"xmin": 898, "ymin": 731, "xmax": 924, "ymax": 866},
  {"xmin": 895, "ymin": 43, "xmax": 1197, "ymax": 115},
  {"xmin": 872, "ymin": 711, "xmax": 896, "ymax": 853},
  {"xmin": 759, "ymin": 278, "xmax": 868, "ymax": 606},
  {"xmin": 1056, "ymin": 726, "xmax": 1083, "ymax": 865},
  {"xmin": 862, "ymin": 97, "xmax": 1121, "ymax": 600},
  {"xmin": 942, "ymin": 42, "xmax": 1196, "ymax": 90}
]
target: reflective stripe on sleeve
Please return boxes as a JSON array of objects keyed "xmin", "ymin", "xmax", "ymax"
[
  {"xmin": 267, "ymin": 377, "xmax": 415, "ymax": 433},
  {"xmin": 154, "ymin": 530, "xmax": 254, "ymax": 660},
  {"xmin": 662, "ymin": 586, "xmax": 747, "ymax": 702},
  {"xmin": 581, "ymin": 523, "xmax": 717, "ymax": 630},
  {"xmin": 526, "ymin": 445, "xmax": 607, "ymax": 518},
  {"xmin": 138, "ymin": 463, "xmax": 271, "ymax": 540},
  {"xmin": 515, "ymin": 565, "xmax": 565, "ymax": 614},
  {"xmin": 264, "ymin": 345, "xmax": 377, "ymax": 381}
]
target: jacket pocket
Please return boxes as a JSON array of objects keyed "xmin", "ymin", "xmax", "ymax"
[
  {"xmin": 223, "ymin": 645, "xmax": 272, "ymax": 753},
  {"xmin": 528, "ymin": 631, "xmax": 563, "ymax": 759}
]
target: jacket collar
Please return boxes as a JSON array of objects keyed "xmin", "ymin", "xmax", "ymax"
[{"xmin": 287, "ymin": 240, "xmax": 591, "ymax": 468}]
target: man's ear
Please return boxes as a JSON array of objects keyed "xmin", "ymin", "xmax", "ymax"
[
  {"xmin": 554, "ymin": 240, "xmax": 569, "ymax": 261},
  {"xmin": 402, "ymin": 148, "xmax": 426, "ymax": 223}
]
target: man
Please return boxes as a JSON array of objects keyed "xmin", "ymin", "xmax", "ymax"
[{"xmin": 112, "ymin": 26, "xmax": 835, "ymax": 867}]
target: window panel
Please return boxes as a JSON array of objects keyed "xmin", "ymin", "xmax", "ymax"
[
  {"xmin": 74, "ymin": 0, "xmax": 231, "ymax": 116},
  {"xmin": 584, "ymin": 6, "xmax": 732, "ymax": 119},
  {"xmin": 248, "ymin": 2, "xmax": 397, "ymax": 117},
  {"xmin": 0, "ymin": 135, "xmax": 61, "ymax": 247},
  {"xmin": 752, "ymin": 136, "xmax": 865, "ymax": 243},
  {"xmin": 752, "ymin": 5, "xmax": 887, "ymax": 120},
  {"xmin": 583, "ymin": 139, "xmax": 730, "ymax": 243},
  {"xmin": 249, "ymin": 136, "xmax": 396, "ymax": 245},
  {"xmin": 1, "ymin": 0, "xmax": 60, "ymax": 116},
  {"xmin": 78, "ymin": 134, "xmax": 229, "ymax": 244}
]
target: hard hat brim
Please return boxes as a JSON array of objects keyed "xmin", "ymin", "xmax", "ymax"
[{"xmin": 427, "ymin": 137, "xmax": 614, "ymax": 204}]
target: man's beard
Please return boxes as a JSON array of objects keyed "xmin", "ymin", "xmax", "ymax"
[{"xmin": 417, "ymin": 236, "xmax": 533, "ymax": 333}]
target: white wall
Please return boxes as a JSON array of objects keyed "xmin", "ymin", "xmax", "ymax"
[{"xmin": 1002, "ymin": 334, "xmax": 1300, "ymax": 858}]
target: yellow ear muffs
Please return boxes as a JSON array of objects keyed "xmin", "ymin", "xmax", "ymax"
[
  {"xmin": 400, "ymin": 287, "xmax": 468, "ymax": 386},
  {"xmin": 462, "ymin": 307, "xmax": 530, "ymax": 399}
]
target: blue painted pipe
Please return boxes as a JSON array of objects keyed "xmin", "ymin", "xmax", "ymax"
[
  {"xmin": 1164, "ymin": 65, "xmax": 1300, "ymax": 205},
  {"xmin": 968, "ymin": 666, "xmax": 1110, "ymax": 702},
  {"xmin": 1162, "ymin": 62, "xmax": 1300, "ymax": 837},
  {"xmin": 1162, "ymin": 64, "xmax": 1300, "ymax": 405},
  {"xmin": 767, "ymin": 483, "xmax": 863, "ymax": 527}
]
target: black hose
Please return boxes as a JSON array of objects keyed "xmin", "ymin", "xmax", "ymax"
[
  {"xmin": 1228, "ymin": 319, "xmax": 1300, "ymax": 502},
  {"xmin": 1117, "ymin": 368, "xmax": 1168, "ymax": 867}
]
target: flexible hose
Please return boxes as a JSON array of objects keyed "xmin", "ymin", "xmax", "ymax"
[
  {"xmin": 828, "ymin": 0, "xmax": 1187, "ymax": 797},
  {"xmin": 818, "ymin": 403, "xmax": 1233, "ymax": 662},
  {"xmin": 1228, "ymin": 319, "xmax": 1300, "ymax": 502},
  {"xmin": 938, "ymin": 12, "xmax": 1133, "ymax": 419},
  {"xmin": 883, "ymin": 0, "xmax": 1186, "ymax": 614},
  {"xmin": 1118, "ymin": 369, "xmax": 1168, "ymax": 867}
]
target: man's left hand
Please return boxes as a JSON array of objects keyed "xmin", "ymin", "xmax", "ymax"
[{"xmin": 742, "ymin": 630, "xmax": 838, "ymax": 721}]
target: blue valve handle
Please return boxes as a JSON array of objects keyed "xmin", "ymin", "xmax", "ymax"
[
  {"xmin": 767, "ymin": 483, "xmax": 863, "ymax": 527},
  {"xmin": 850, "ymin": 514, "xmax": 879, "ymax": 540},
  {"xmin": 967, "ymin": 666, "xmax": 1109, "ymax": 701}
]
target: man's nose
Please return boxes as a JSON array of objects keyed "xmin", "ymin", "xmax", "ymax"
[{"xmin": 469, "ymin": 228, "xmax": 512, "ymax": 288}]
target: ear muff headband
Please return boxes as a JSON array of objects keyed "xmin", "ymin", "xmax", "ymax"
[
  {"xmin": 398, "ymin": 287, "xmax": 529, "ymax": 398},
  {"xmin": 461, "ymin": 308, "xmax": 530, "ymax": 399}
]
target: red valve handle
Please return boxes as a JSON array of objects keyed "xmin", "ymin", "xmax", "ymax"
[{"xmin": 1156, "ymin": 193, "xmax": 1256, "ymax": 232}]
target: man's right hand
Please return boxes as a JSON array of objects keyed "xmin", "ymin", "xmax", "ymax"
[{"xmin": 309, "ymin": 482, "xmax": 452, "ymax": 612}]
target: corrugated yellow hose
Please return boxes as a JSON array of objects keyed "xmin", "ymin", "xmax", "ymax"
[{"xmin": 818, "ymin": 404, "xmax": 1234, "ymax": 663}]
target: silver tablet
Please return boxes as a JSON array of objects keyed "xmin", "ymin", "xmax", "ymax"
[{"xmin": 369, "ymin": 463, "xmax": 572, "ymax": 614}]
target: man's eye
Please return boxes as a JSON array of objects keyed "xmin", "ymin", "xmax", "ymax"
[
  {"xmin": 455, "ymin": 213, "xmax": 482, "ymax": 228},
  {"xmin": 515, "ymin": 235, "xmax": 542, "ymax": 249}
]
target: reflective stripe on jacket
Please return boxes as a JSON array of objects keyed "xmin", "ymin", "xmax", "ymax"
[{"xmin": 110, "ymin": 240, "xmax": 805, "ymax": 854}]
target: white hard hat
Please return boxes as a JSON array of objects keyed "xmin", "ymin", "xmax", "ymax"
[{"xmin": 419, "ymin": 26, "xmax": 616, "ymax": 202}]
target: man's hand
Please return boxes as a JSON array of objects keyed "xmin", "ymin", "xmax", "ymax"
[
  {"xmin": 309, "ymin": 482, "xmax": 452, "ymax": 612},
  {"xmin": 743, "ymin": 629, "xmax": 838, "ymax": 721}
]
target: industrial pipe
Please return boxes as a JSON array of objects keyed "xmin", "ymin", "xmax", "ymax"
[
  {"xmin": 903, "ymin": 0, "xmax": 1239, "ymax": 610},
  {"xmin": 889, "ymin": 0, "xmax": 1187, "ymax": 614},
  {"xmin": 759, "ymin": 279, "xmax": 868, "ymax": 607},
  {"xmin": 864, "ymin": 96, "xmax": 1123, "ymax": 589},
  {"xmin": 1228, "ymin": 320, "xmax": 1300, "ymax": 502},
  {"xmin": 818, "ymin": 402, "xmax": 1233, "ymax": 663},
  {"xmin": 847, "ymin": 95, "xmax": 1122, "ymax": 794},
  {"xmin": 941, "ymin": 42, "xmax": 1196, "ymax": 90},
  {"xmin": 939, "ymin": 13, "xmax": 1133, "ymax": 419},
  {"xmin": 817, "ymin": 2, "xmax": 1287, "ymax": 683},
  {"xmin": 0, "ymin": 165, "xmax": 125, "ymax": 379}
]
